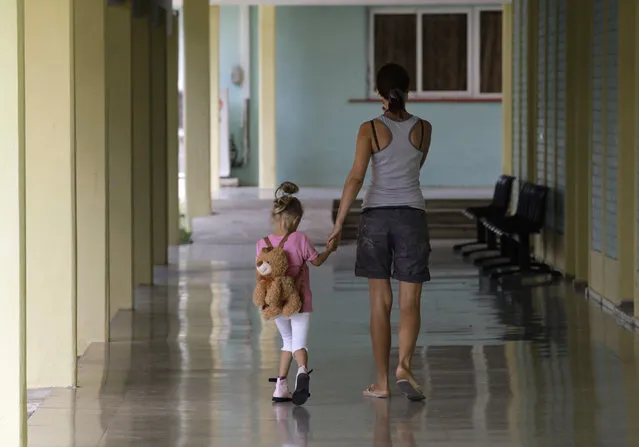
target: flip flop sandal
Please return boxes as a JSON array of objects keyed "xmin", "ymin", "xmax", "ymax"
[
  {"xmin": 396, "ymin": 378, "xmax": 426, "ymax": 401},
  {"xmin": 362, "ymin": 384, "xmax": 390, "ymax": 399}
]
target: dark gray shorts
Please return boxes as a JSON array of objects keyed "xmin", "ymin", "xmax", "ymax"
[{"xmin": 355, "ymin": 207, "xmax": 431, "ymax": 283}]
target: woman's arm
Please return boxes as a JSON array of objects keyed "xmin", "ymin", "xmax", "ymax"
[
  {"xmin": 332, "ymin": 123, "xmax": 373, "ymax": 234},
  {"xmin": 420, "ymin": 120, "xmax": 433, "ymax": 168}
]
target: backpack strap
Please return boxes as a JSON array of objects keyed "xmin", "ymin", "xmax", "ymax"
[
  {"xmin": 277, "ymin": 233, "xmax": 291, "ymax": 248},
  {"xmin": 263, "ymin": 236, "xmax": 273, "ymax": 249}
]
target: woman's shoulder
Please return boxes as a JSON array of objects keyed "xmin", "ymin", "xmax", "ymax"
[{"xmin": 414, "ymin": 116, "xmax": 432, "ymax": 129}]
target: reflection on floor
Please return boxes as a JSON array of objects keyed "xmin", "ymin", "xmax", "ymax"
[{"xmin": 28, "ymin": 243, "xmax": 639, "ymax": 446}]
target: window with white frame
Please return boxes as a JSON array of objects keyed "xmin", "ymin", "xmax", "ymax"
[{"xmin": 369, "ymin": 6, "xmax": 503, "ymax": 98}]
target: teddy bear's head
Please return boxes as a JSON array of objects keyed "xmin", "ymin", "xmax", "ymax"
[{"xmin": 256, "ymin": 247, "xmax": 289, "ymax": 277}]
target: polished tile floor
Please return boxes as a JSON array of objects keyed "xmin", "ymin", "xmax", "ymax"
[{"xmin": 28, "ymin": 240, "xmax": 639, "ymax": 446}]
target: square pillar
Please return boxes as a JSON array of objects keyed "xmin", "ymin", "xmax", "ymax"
[
  {"xmin": 258, "ymin": 6, "xmax": 277, "ymax": 189},
  {"xmin": 74, "ymin": 0, "xmax": 108, "ymax": 354},
  {"xmin": 502, "ymin": 4, "xmax": 513, "ymax": 176},
  {"xmin": 565, "ymin": 0, "xmax": 592, "ymax": 282},
  {"xmin": 183, "ymin": 0, "xmax": 211, "ymax": 222},
  {"xmin": 210, "ymin": 5, "xmax": 221, "ymax": 194},
  {"xmin": 131, "ymin": 16, "xmax": 154, "ymax": 285},
  {"xmin": 151, "ymin": 17, "xmax": 169, "ymax": 266},
  {"xmin": 167, "ymin": 14, "xmax": 180, "ymax": 246},
  {"xmin": 0, "ymin": 0, "xmax": 27, "ymax": 443},
  {"xmin": 617, "ymin": 0, "xmax": 637, "ymax": 306},
  {"xmin": 24, "ymin": 0, "xmax": 77, "ymax": 388},
  {"xmin": 106, "ymin": 4, "xmax": 133, "ymax": 318}
]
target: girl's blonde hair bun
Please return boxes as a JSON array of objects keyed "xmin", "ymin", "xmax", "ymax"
[{"xmin": 273, "ymin": 181, "xmax": 302, "ymax": 218}]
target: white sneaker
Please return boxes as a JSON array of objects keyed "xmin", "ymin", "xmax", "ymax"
[
  {"xmin": 292, "ymin": 367, "xmax": 312, "ymax": 406},
  {"xmin": 272, "ymin": 377, "xmax": 292, "ymax": 403}
]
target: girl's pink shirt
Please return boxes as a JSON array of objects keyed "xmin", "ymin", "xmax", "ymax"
[{"xmin": 255, "ymin": 231, "xmax": 318, "ymax": 313}]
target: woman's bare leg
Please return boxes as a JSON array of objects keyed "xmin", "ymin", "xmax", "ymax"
[
  {"xmin": 368, "ymin": 278, "xmax": 393, "ymax": 395},
  {"xmin": 396, "ymin": 281, "xmax": 422, "ymax": 381}
]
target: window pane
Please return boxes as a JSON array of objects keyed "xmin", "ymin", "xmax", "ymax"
[
  {"xmin": 421, "ymin": 13, "xmax": 468, "ymax": 92},
  {"xmin": 374, "ymin": 14, "xmax": 417, "ymax": 91},
  {"xmin": 480, "ymin": 10, "xmax": 503, "ymax": 93}
]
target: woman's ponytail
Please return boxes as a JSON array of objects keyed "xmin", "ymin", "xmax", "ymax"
[{"xmin": 387, "ymin": 88, "xmax": 406, "ymax": 113}]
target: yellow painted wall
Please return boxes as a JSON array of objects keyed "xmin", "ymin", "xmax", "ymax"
[
  {"xmin": 617, "ymin": 0, "xmax": 637, "ymax": 308},
  {"xmin": 106, "ymin": 4, "xmax": 133, "ymax": 319},
  {"xmin": 507, "ymin": 0, "xmax": 639, "ymax": 315},
  {"xmin": 151, "ymin": 18, "xmax": 169, "ymax": 266},
  {"xmin": 74, "ymin": 0, "xmax": 108, "ymax": 355},
  {"xmin": 635, "ymin": 0, "xmax": 639, "ymax": 315},
  {"xmin": 210, "ymin": 6, "xmax": 221, "ymax": 194},
  {"xmin": 24, "ymin": 0, "xmax": 77, "ymax": 388},
  {"xmin": 569, "ymin": 0, "xmax": 592, "ymax": 283},
  {"xmin": 167, "ymin": 15, "xmax": 180, "ymax": 246},
  {"xmin": 0, "ymin": 0, "xmax": 27, "ymax": 442},
  {"xmin": 588, "ymin": 0, "xmax": 635, "ymax": 307},
  {"xmin": 258, "ymin": 6, "xmax": 277, "ymax": 189},
  {"xmin": 131, "ymin": 17, "xmax": 154, "ymax": 285},
  {"xmin": 183, "ymin": 0, "xmax": 212, "ymax": 222},
  {"xmin": 502, "ymin": 4, "xmax": 513, "ymax": 176}
]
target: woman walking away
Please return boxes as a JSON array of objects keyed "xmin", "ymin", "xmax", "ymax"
[{"xmin": 328, "ymin": 63, "xmax": 433, "ymax": 401}]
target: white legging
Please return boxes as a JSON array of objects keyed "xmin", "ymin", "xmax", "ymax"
[{"xmin": 274, "ymin": 312, "xmax": 311, "ymax": 353}]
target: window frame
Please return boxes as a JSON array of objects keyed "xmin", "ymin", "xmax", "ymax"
[
  {"xmin": 368, "ymin": 6, "xmax": 502, "ymax": 100},
  {"xmin": 473, "ymin": 5, "xmax": 504, "ymax": 99}
]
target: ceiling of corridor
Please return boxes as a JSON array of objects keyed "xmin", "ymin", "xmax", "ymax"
[{"xmin": 172, "ymin": 0, "xmax": 509, "ymax": 7}]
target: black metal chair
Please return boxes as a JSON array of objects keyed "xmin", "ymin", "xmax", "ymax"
[
  {"xmin": 479, "ymin": 182, "xmax": 558, "ymax": 281},
  {"xmin": 454, "ymin": 175, "xmax": 515, "ymax": 256},
  {"xmin": 471, "ymin": 182, "xmax": 538, "ymax": 269}
]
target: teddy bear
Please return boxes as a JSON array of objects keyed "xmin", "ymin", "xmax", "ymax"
[{"xmin": 253, "ymin": 241, "xmax": 302, "ymax": 319}]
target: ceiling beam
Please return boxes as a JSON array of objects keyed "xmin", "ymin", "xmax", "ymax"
[{"xmin": 173, "ymin": 0, "xmax": 509, "ymax": 8}]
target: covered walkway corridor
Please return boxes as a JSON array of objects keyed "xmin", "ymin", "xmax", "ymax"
[{"xmin": 26, "ymin": 234, "xmax": 639, "ymax": 445}]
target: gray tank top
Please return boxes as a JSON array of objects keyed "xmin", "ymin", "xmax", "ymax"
[{"xmin": 362, "ymin": 115, "xmax": 426, "ymax": 211}]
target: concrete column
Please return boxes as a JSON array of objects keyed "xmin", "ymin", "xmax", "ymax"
[
  {"xmin": 501, "ymin": 3, "xmax": 513, "ymax": 176},
  {"xmin": 0, "ymin": 1, "xmax": 27, "ymax": 443},
  {"xmin": 167, "ymin": 14, "xmax": 180, "ymax": 246},
  {"xmin": 132, "ymin": 17, "xmax": 154, "ymax": 285},
  {"xmin": 106, "ymin": 5, "xmax": 133, "ymax": 318},
  {"xmin": 617, "ymin": 0, "xmax": 637, "ymax": 307},
  {"xmin": 151, "ymin": 19, "xmax": 169, "ymax": 265},
  {"xmin": 635, "ymin": 0, "xmax": 639, "ymax": 315},
  {"xmin": 74, "ymin": 0, "xmax": 108, "ymax": 355},
  {"xmin": 525, "ymin": 0, "xmax": 538, "ymax": 183},
  {"xmin": 258, "ymin": 6, "xmax": 277, "ymax": 189},
  {"xmin": 565, "ymin": 0, "xmax": 592, "ymax": 283},
  {"xmin": 24, "ymin": 0, "xmax": 77, "ymax": 388},
  {"xmin": 210, "ymin": 5, "xmax": 221, "ymax": 193},
  {"xmin": 183, "ymin": 0, "xmax": 211, "ymax": 222}
]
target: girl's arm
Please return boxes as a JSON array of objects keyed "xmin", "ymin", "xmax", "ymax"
[{"xmin": 310, "ymin": 249, "xmax": 333, "ymax": 267}]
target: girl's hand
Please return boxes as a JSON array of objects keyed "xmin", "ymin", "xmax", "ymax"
[{"xmin": 327, "ymin": 226, "xmax": 342, "ymax": 252}]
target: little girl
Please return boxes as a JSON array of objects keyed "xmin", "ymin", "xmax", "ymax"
[{"xmin": 256, "ymin": 182, "xmax": 335, "ymax": 406}]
